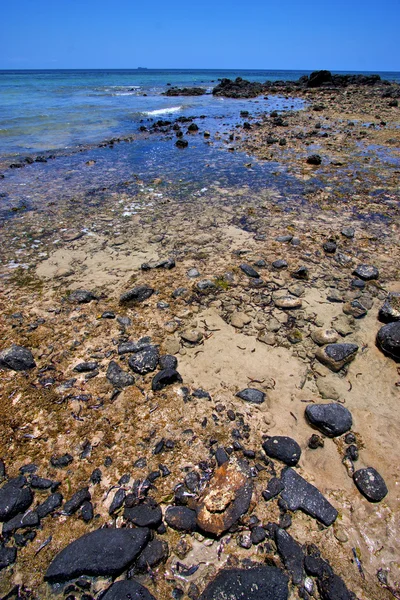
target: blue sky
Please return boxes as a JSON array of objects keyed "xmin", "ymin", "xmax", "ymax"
[{"xmin": 1, "ymin": 0, "xmax": 399, "ymax": 70}]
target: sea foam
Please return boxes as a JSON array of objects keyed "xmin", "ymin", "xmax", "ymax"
[{"xmin": 143, "ymin": 106, "xmax": 183, "ymax": 116}]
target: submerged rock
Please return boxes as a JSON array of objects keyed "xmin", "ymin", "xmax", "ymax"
[
  {"xmin": 353, "ymin": 467, "xmax": 388, "ymax": 502},
  {"xmin": 101, "ymin": 580, "xmax": 156, "ymax": 600},
  {"xmin": 195, "ymin": 459, "xmax": 253, "ymax": 536},
  {"xmin": 263, "ymin": 436, "xmax": 301, "ymax": 466},
  {"xmin": 305, "ymin": 403, "xmax": 352, "ymax": 437},
  {"xmin": 199, "ymin": 565, "xmax": 289, "ymax": 600},
  {"xmin": 315, "ymin": 343, "xmax": 358, "ymax": 371},
  {"xmin": 44, "ymin": 527, "xmax": 150, "ymax": 583},
  {"xmin": 0, "ymin": 345, "xmax": 36, "ymax": 371},
  {"xmin": 376, "ymin": 321, "xmax": 400, "ymax": 360},
  {"xmin": 281, "ymin": 468, "xmax": 338, "ymax": 526}
]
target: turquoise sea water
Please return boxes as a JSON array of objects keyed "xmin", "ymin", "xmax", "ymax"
[{"xmin": 1, "ymin": 69, "xmax": 399, "ymax": 157}]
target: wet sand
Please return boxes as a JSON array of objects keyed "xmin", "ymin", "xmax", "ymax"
[{"xmin": 0, "ymin": 80, "xmax": 399, "ymax": 599}]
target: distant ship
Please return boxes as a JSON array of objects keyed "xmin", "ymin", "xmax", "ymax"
[{"xmin": 137, "ymin": 67, "xmax": 148, "ymax": 70}]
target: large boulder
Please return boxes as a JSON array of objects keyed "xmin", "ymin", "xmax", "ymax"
[
  {"xmin": 0, "ymin": 345, "xmax": 36, "ymax": 371},
  {"xmin": 199, "ymin": 565, "xmax": 288, "ymax": 600},
  {"xmin": 376, "ymin": 321, "xmax": 400, "ymax": 360},
  {"xmin": 307, "ymin": 70, "xmax": 333, "ymax": 88}
]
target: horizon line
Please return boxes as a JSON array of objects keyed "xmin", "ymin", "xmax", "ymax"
[{"xmin": 0, "ymin": 67, "xmax": 399, "ymax": 73}]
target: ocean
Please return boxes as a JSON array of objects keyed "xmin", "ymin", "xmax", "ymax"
[{"xmin": 1, "ymin": 69, "xmax": 399, "ymax": 158}]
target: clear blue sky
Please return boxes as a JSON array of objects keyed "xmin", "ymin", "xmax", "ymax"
[{"xmin": 1, "ymin": 0, "xmax": 399, "ymax": 71}]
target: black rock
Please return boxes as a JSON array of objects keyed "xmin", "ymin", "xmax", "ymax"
[
  {"xmin": 323, "ymin": 241, "xmax": 337, "ymax": 254},
  {"xmin": 0, "ymin": 459, "xmax": 6, "ymax": 480},
  {"xmin": 36, "ymin": 493, "xmax": 63, "ymax": 518},
  {"xmin": 128, "ymin": 345, "xmax": 159, "ymax": 375},
  {"xmin": 292, "ymin": 266, "xmax": 309, "ymax": 280},
  {"xmin": 100, "ymin": 580, "xmax": 156, "ymax": 600},
  {"xmin": 250, "ymin": 526, "xmax": 266, "ymax": 544},
  {"xmin": 135, "ymin": 538, "xmax": 169, "ymax": 572},
  {"xmin": 199, "ymin": 565, "xmax": 289, "ymax": 600},
  {"xmin": 44, "ymin": 527, "xmax": 150, "ymax": 583},
  {"xmin": 50, "ymin": 453, "xmax": 73, "ymax": 468},
  {"xmin": 276, "ymin": 235, "xmax": 293, "ymax": 243},
  {"xmin": 262, "ymin": 477, "xmax": 284, "ymax": 501},
  {"xmin": 73, "ymin": 362, "xmax": 99, "ymax": 373},
  {"xmin": 240, "ymin": 264, "xmax": 260, "ymax": 278},
  {"xmin": 306, "ymin": 154, "xmax": 322, "ymax": 165},
  {"xmin": 376, "ymin": 321, "xmax": 400, "ymax": 360},
  {"xmin": 176, "ymin": 139, "xmax": 188, "ymax": 148},
  {"xmin": 19, "ymin": 463, "xmax": 37, "ymax": 474},
  {"xmin": 124, "ymin": 499, "xmax": 162, "ymax": 528},
  {"xmin": 281, "ymin": 468, "xmax": 338, "ymax": 526},
  {"xmin": 307, "ymin": 70, "xmax": 333, "ymax": 88},
  {"xmin": 308, "ymin": 434, "xmax": 324, "ymax": 449},
  {"xmin": 159, "ymin": 354, "xmax": 178, "ymax": 370},
  {"xmin": 272, "ymin": 259, "xmax": 288, "ymax": 269},
  {"xmin": 106, "ymin": 361, "xmax": 135, "ymax": 388},
  {"xmin": 118, "ymin": 337, "xmax": 152, "ymax": 354},
  {"xmin": 315, "ymin": 343, "xmax": 358, "ymax": 372},
  {"xmin": 2, "ymin": 510, "xmax": 40, "ymax": 534},
  {"xmin": 0, "ymin": 345, "xmax": 36, "ymax": 371},
  {"xmin": 30, "ymin": 475, "xmax": 60, "ymax": 491},
  {"xmin": 67, "ymin": 290, "xmax": 97, "ymax": 304},
  {"xmin": 353, "ymin": 264, "xmax": 379, "ymax": 281},
  {"xmin": 152, "ymin": 368, "xmax": 183, "ymax": 391},
  {"xmin": 165, "ymin": 506, "xmax": 197, "ymax": 532},
  {"xmin": 0, "ymin": 478, "xmax": 33, "ymax": 521},
  {"xmin": 263, "ymin": 436, "xmax": 301, "ymax": 466},
  {"xmin": 109, "ymin": 488, "xmax": 125, "ymax": 515},
  {"xmin": 305, "ymin": 403, "xmax": 352, "ymax": 437},
  {"xmin": 275, "ymin": 528, "xmax": 305, "ymax": 585},
  {"xmin": 90, "ymin": 468, "xmax": 102, "ymax": 484},
  {"xmin": 353, "ymin": 467, "xmax": 388, "ymax": 502},
  {"xmin": 119, "ymin": 286, "xmax": 154, "ymax": 305},
  {"xmin": 215, "ymin": 447, "xmax": 229, "ymax": 466},
  {"xmin": 80, "ymin": 501, "xmax": 94, "ymax": 522},
  {"xmin": 0, "ymin": 545, "xmax": 17, "ymax": 570},
  {"xmin": 63, "ymin": 488, "xmax": 91, "ymax": 515},
  {"xmin": 318, "ymin": 572, "xmax": 355, "ymax": 600},
  {"xmin": 379, "ymin": 293, "xmax": 400, "ymax": 323},
  {"xmin": 236, "ymin": 388, "xmax": 265, "ymax": 404}
]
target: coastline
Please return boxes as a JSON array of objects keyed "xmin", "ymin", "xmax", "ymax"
[{"xmin": 0, "ymin": 72, "xmax": 399, "ymax": 599}]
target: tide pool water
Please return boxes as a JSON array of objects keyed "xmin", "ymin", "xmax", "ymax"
[{"xmin": 1, "ymin": 69, "xmax": 399, "ymax": 157}]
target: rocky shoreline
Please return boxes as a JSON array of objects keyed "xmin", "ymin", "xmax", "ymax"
[{"xmin": 0, "ymin": 72, "xmax": 399, "ymax": 600}]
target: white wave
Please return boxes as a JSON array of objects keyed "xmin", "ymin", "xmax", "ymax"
[{"xmin": 143, "ymin": 106, "xmax": 183, "ymax": 116}]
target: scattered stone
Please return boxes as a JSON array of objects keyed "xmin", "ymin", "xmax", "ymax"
[
  {"xmin": 231, "ymin": 312, "xmax": 252, "ymax": 328},
  {"xmin": 73, "ymin": 362, "xmax": 98, "ymax": 373},
  {"xmin": 176, "ymin": 139, "xmax": 188, "ymax": 148},
  {"xmin": 0, "ymin": 345, "xmax": 36, "ymax": 371},
  {"xmin": 342, "ymin": 300, "xmax": 367, "ymax": 318},
  {"xmin": 341, "ymin": 227, "xmax": 355, "ymax": 238},
  {"xmin": 262, "ymin": 477, "xmax": 284, "ymax": 501},
  {"xmin": 353, "ymin": 467, "xmax": 388, "ymax": 502},
  {"xmin": 323, "ymin": 241, "xmax": 337, "ymax": 254},
  {"xmin": 236, "ymin": 388, "xmax": 265, "ymax": 404},
  {"xmin": 318, "ymin": 572, "xmax": 355, "ymax": 600},
  {"xmin": 273, "ymin": 296, "xmax": 302, "ymax": 309},
  {"xmin": 50, "ymin": 454, "xmax": 73, "ymax": 468},
  {"xmin": 136, "ymin": 538, "xmax": 169, "ymax": 572},
  {"xmin": 119, "ymin": 286, "xmax": 154, "ymax": 305},
  {"xmin": 0, "ymin": 545, "xmax": 17, "ymax": 571},
  {"xmin": 106, "ymin": 361, "xmax": 135, "ymax": 388},
  {"xmin": 251, "ymin": 526, "xmax": 267, "ymax": 544},
  {"xmin": 315, "ymin": 343, "xmax": 358, "ymax": 371},
  {"xmin": 306, "ymin": 154, "xmax": 322, "ymax": 165},
  {"xmin": 326, "ymin": 288, "xmax": 343, "ymax": 303},
  {"xmin": 281, "ymin": 468, "xmax": 338, "ymax": 526},
  {"xmin": 311, "ymin": 328, "xmax": 339, "ymax": 346},
  {"xmin": 292, "ymin": 266, "xmax": 309, "ymax": 280},
  {"xmin": 376, "ymin": 321, "xmax": 400, "ymax": 360},
  {"xmin": 67, "ymin": 289, "xmax": 97, "ymax": 304},
  {"xmin": 101, "ymin": 580, "xmax": 156, "ymax": 600},
  {"xmin": 152, "ymin": 368, "xmax": 183, "ymax": 391},
  {"xmin": 308, "ymin": 434, "xmax": 324, "ymax": 449},
  {"xmin": 275, "ymin": 528, "xmax": 305, "ymax": 585},
  {"xmin": 305, "ymin": 403, "xmax": 352, "ymax": 437},
  {"xmin": 63, "ymin": 487, "xmax": 91, "ymax": 515},
  {"xmin": 165, "ymin": 506, "xmax": 197, "ymax": 532},
  {"xmin": 195, "ymin": 459, "xmax": 253, "ymax": 536},
  {"xmin": 2, "ymin": 510, "xmax": 40, "ymax": 534},
  {"xmin": 36, "ymin": 493, "xmax": 63, "ymax": 518},
  {"xmin": 180, "ymin": 330, "xmax": 203, "ymax": 344},
  {"xmin": 0, "ymin": 478, "xmax": 33, "ymax": 521},
  {"xmin": 262, "ymin": 436, "xmax": 301, "ymax": 466},
  {"xmin": 379, "ymin": 293, "xmax": 400, "ymax": 323},
  {"xmin": 128, "ymin": 345, "xmax": 159, "ymax": 374},
  {"xmin": 240, "ymin": 264, "xmax": 260, "ymax": 278},
  {"xmin": 276, "ymin": 235, "xmax": 293, "ymax": 243},
  {"xmin": 44, "ymin": 527, "xmax": 150, "ymax": 583},
  {"xmin": 80, "ymin": 501, "xmax": 94, "ymax": 522},
  {"xmin": 187, "ymin": 268, "xmax": 200, "ymax": 278},
  {"xmin": 353, "ymin": 264, "xmax": 379, "ymax": 281},
  {"xmin": 196, "ymin": 279, "xmax": 216, "ymax": 291},
  {"xmin": 124, "ymin": 499, "xmax": 162, "ymax": 528},
  {"xmin": 199, "ymin": 565, "xmax": 289, "ymax": 600},
  {"xmin": 272, "ymin": 259, "xmax": 288, "ymax": 269}
]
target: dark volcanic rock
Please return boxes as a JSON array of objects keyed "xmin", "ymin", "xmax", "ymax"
[
  {"xmin": 164, "ymin": 87, "xmax": 206, "ymax": 97},
  {"xmin": 0, "ymin": 545, "xmax": 17, "ymax": 571},
  {"xmin": 36, "ymin": 493, "xmax": 63, "ymax": 519},
  {"xmin": 240, "ymin": 263, "xmax": 260, "ymax": 278},
  {"xmin": 262, "ymin": 477, "xmax": 284, "ymax": 501},
  {"xmin": 379, "ymin": 292, "xmax": 400, "ymax": 323},
  {"xmin": 199, "ymin": 565, "xmax": 289, "ymax": 600},
  {"xmin": 44, "ymin": 527, "xmax": 150, "ymax": 583},
  {"xmin": 106, "ymin": 361, "xmax": 135, "ymax": 388},
  {"xmin": 101, "ymin": 580, "xmax": 156, "ymax": 600},
  {"xmin": 306, "ymin": 154, "xmax": 322, "ymax": 165},
  {"xmin": 212, "ymin": 77, "xmax": 264, "ymax": 99},
  {"xmin": 305, "ymin": 403, "xmax": 352, "ymax": 437},
  {"xmin": 128, "ymin": 345, "xmax": 160, "ymax": 375},
  {"xmin": 263, "ymin": 436, "xmax": 301, "ymax": 466},
  {"xmin": 73, "ymin": 361, "xmax": 99, "ymax": 373},
  {"xmin": 176, "ymin": 139, "xmax": 188, "ymax": 148},
  {"xmin": 124, "ymin": 499, "xmax": 162, "ymax": 528},
  {"xmin": 315, "ymin": 343, "xmax": 358, "ymax": 371},
  {"xmin": 136, "ymin": 538, "xmax": 169, "ymax": 572},
  {"xmin": 307, "ymin": 70, "xmax": 333, "ymax": 87},
  {"xmin": 0, "ymin": 345, "xmax": 36, "ymax": 371},
  {"xmin": 152, "ymin": 368, "xmax": 182, "ymax": 391},
  {"xmin": 119, "ymin": 285, "xmax": 154, "ymax": 305},
  {"xmin": 67, "ymin": 289, "xmax": 97, "ymax": 304},
  {"xmin": 50, "ymin": 453, "xmax": 73, "ymax": 468},
  {"xmin": 318, "ymin": 573, "xmax": 355, "ymax": 600},
  {"xmin": 236, "ymin": 388, "xmax": 265, "ymax": 404},
  {"xmin": 281, "ymin": 468, "xmax": 338, "ymax": 526},
  {"xmin": 0, "ymin": 478, "xmax": 33, "ymax": 522},
  {"xmin": 353, "ymin": 264, "xmax": 379, "ymax": 281},
  {"xmin": 376, "ymin": 321, "xmax": 400, "ymax": 360},
  {"xmin": 353, "ymin": 467, "xmax": 388, "ymax": 502},
  {"xmin": 63, "ymin": 487, "xmax": 91, "ymax": 515},
  {"xmin": 2, "ymin": 510, "xmax": 40, "ymax": 534},
  {"xmin": 275, "ymin": 528, "xmax": 305, "ymax": 585},
  {"xmin": 165, "ymin": 506, "xmax": 197, "ymax": 532},
  {"xmin": 159, "ymin": 354, "xmax": 178, "ymax": 370}
]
